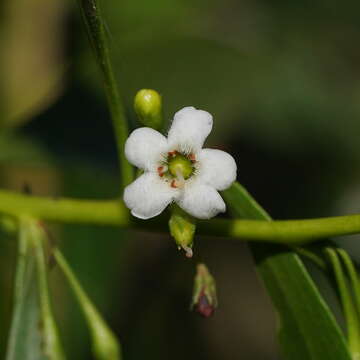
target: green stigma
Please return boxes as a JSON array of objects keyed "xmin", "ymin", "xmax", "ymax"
[{"xmin": 168, "ymin": 154, "xmax": 194, "ymax": 180}]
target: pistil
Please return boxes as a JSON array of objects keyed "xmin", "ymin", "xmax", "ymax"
[
  {"xmin": 159, "ymin": 151, "xmax": 196, "ymax": 187},
  {"xmin": 168, "ymin": 153, "xmax": 194, "ymax": 180}
]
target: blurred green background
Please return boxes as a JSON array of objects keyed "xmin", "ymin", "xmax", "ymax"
[{"xmin": 2, "ymin": 0, "xmax": 360, "ymax": 358}]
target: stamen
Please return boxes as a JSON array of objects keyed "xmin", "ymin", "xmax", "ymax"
[
  {"xmin": 171, "ymin": 180, "xmax": 177, "ymax": 188},
  {"xmin": 189, "ymin": 153, "xmax": 196, "ymax": 162},
  {"xmin": 157, "ymin": 165, "xmax": 168, "ymax": 177},
  {"xmin": 168, "ymin": 150, "xmax": 178, "ymax": 157}
]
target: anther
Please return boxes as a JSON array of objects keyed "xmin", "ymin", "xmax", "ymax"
[
  {"xmin": 168, "ymin": 150, "xmax": 178, "ymax": 157},
  {"xmin": 189, "ymin": 153, "xmax": 196, "ymax": 162}
]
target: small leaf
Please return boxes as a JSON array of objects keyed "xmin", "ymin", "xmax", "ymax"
[{"xmin": 222, "ymin": 182, "xmax": 351, "ymax": 360}]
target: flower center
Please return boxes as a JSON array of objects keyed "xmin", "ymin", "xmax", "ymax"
[
  {"xmin": 157, "ymin": 151, "xmax": 196, "ymax": 188},
  {"xmin": 168, "ymin": 154, "xmax": 193, "ymax": 180}
]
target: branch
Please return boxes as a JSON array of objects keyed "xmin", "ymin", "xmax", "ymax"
[
  {"xmin": 198, "ymin": 217, "xmax": 360, "ymax": 244},
  {"xmin": 0, "ymin": 190, "xmax": 128, "ymax": 226},
  {"xmin": 1, "ymin": 190, "xmax": 360, "ymax": 244}
]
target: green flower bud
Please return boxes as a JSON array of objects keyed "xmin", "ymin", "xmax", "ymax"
[
  {"xmin": 134, "ymin": 89, "xmax": 163, "ymax": 130},
  {"xmin": 191, "ymin": 263, "xmax": 218, "ymax": 317},
  {"xmin": 169, "ymin": 205, "xmax": 196, "ymax": 258}
]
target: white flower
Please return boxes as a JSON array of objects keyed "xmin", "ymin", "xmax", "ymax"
[{"xmin": 123, "ymin": 106, "xmax": 237, "ymax": 220}]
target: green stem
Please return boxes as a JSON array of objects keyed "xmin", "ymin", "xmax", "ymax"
[
  {"xmin": 199, "ymin": 217, "xmax": 360, "ymax": 244},
  {"xmin": 0, "ymin": 190, "xmax": 129, "ymax": 225},
  {"xmin": 2, "ymin": 190, "xmax": 360, "ymax": 244},
  {"xmin": 79, "ymin": 0, "xmax": 133, "ymax": 189}
]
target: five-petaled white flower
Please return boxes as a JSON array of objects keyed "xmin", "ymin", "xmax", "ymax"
[{"xmin": 123, "ymin": 106, "xmax": 237, "ymax": 220}]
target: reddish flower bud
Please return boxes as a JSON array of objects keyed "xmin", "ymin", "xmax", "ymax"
[{"xmin": 191, "ymin": 263, "xmax": 218, "ymax": 317}]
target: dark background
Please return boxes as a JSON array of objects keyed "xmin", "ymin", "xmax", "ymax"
[{"xmin": 1, "ymin": 0, "xmax": 360, "ymax": 358}]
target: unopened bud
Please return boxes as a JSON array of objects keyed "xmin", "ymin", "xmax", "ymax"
[
  {"xmin": 191, "ymin": 263, "xmax": 218, "ymax": 317},
  {"xmin": 169, "ymin": 205, "xmax": 196, "ymax": 258},
  {"xmin": 134, "ymin": 89, "xmax": 163, "ymax": 130}
]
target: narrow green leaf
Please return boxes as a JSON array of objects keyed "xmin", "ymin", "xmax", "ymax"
[
  {"xmin": 337, "ymin": 248, "xmax": 360, "ymax": 321},
  {"xmin": 6, "ymin": 220, "xmax": 45, "ymax": 360},
  {"xmin": 54, "ymin": 249, "xmax": 122, "ymax": 360},
  {"xmin": 337, "ymin": 248, "xmax": 360, "ymax": 360},
  {"xmin": 6, "ymin": 218, "xmax": 65, "ymax": 360},
  {"xmin": 32, "ymin": 222, "xmax": 65, "ymax": 360},
  {"xmin": 222, "ymin": 182, "xmax": 351, "ymax": 360},
  {"xmin": 291, "ymin": 244, "xmax": 328, "ymax": 270},
  {"xmin": 326, "ymin": 248, "xmax": 360, "ymax": 359},
  {"xmin": 79, "ymin": 0, "xmax": 133, "ymax": 189}
]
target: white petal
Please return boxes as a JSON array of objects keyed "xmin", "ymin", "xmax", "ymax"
[
  {"xmin": 125, "ymin": 127, "xmax": 167, "ymax": 171},
  {"xmin": 177, "ymin": 183, "xmax": 226, "ymax": 219},
  {"xmin": 167, "ymin": 107, "xmax": 213, "ymax": 153},
  {"xmin": 123, "ymin": 172, "xmax": 178, "ymax": 219},
  {"xmin": 198, "ymin": 149, "xmax": 237, "ymax": 190}
]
